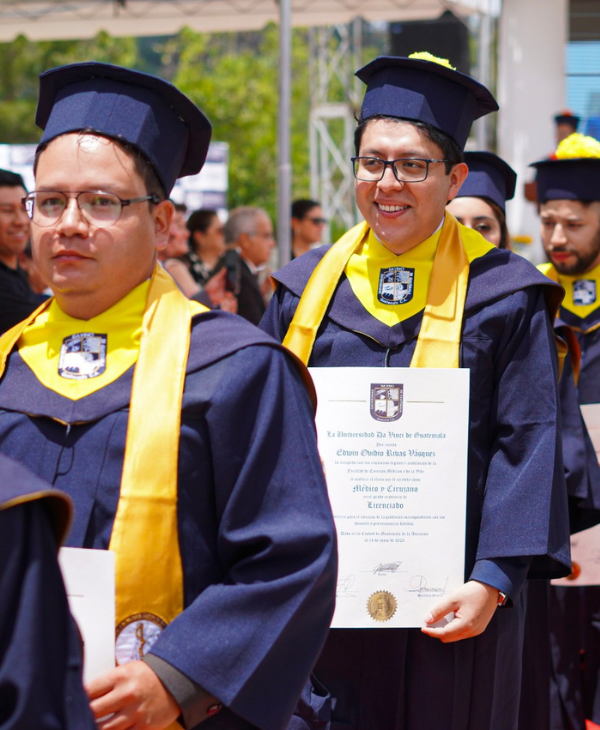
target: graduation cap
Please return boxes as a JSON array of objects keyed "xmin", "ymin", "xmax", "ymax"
[
  {"xmin": 554, "ymin": 110, "xmax": 580, "ymax": 130},
  {"xmin": 355, "ymin": 54, "xmax": 498, "ymax": 150},
  {"xmin": 457, "ymin": 151, "xmax": 517, "ymax": 211},
  {"xmin": 530, "ymin": 158, "xmax": 600, "ymax": 202},
  {"xmin": 35, "ymin": 62, "xmax": 212, "ymax": 195}
]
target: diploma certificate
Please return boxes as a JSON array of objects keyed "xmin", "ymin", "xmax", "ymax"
[
  {"xmin": 59, "ymin": 547, "xmax": 116, "ymax": 683},
  {"xmin": 309, "ymin": 367, "xmax": 469, "ymax": 628}
]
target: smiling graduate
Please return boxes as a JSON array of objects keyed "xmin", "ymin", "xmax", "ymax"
[{"xmin": 261, "ymin": 53, "xmax": 571, "ymax": 730}]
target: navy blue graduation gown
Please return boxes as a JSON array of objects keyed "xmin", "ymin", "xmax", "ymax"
[
  {"xmin": 0, "ymin": 453, "xmax": 94, "ymax": 730},
  {"xmin": 0, "ymin": 310, "xmax": 337, "ymax": 730},
  {"xmin": 260, "ymin": 243, "xmax": 571, "ymax": 730}
]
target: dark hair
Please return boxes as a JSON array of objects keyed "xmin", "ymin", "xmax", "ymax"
[
  {"xmin": 479, "ymin": 196, "xmax": 510, "ymax": 250},
  {"xmin": 0, "ymin": 168, "xmax": 26, "ymax": 190},
  {"xmin": 354, "ymin": 115, "xmax": 464, "ymax": 174},
  {"xmin": 172, "ymin": 201, "xmax": 187, "ymax": 214},
  {"xmin": 34, "ymin": 131, "xmax": 166, "ymax": 201},
  {"xmin": 186, "ymin": 208, "xmax": 218, "ymax": 235},
  {"xmin": 292, "ymin": 199, "xmax": 320, "ymax": 220}
]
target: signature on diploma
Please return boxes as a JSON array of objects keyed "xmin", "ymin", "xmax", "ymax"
[
  {"xmin": 336, "ymin": 574, "xmax": 359, "ymax": 598},
  {"xmin": 407, "ymin": 574, "xmax": 449, "ymax": 597},
  {"xmin": 372, "ymin": 560, "xmax": 403, "ymax": 575}
]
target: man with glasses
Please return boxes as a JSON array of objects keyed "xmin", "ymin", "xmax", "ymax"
[
  {"xmin": 261, "ymin": 54, "xmax": 570, "ymax": 729},
  {"xmin": 0, "ymin": 169, "xmax": 45, "ymax": 335},
  {"xmin": 0, "ymin": 62, "xmax": 336, "ymax": 730},
  {"xmin": 219, "ymin": 205, "xmax": 275, "ymax": 324}
]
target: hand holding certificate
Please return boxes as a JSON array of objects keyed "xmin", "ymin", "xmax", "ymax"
[{"xmin": 310, "ymin": 366, "xmax": 470, "ymax": 629}]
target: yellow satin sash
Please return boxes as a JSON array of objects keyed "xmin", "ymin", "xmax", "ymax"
[
  {"xmin": 0, "ymin": 266, "xmax": 208, "ymax": 718},
  {"xmin": 283, "ymin": 213, "xmax": 472, "ymax": 368}
]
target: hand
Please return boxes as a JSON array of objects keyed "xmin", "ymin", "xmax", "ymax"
[
  {"xmin": 204, "ymin": 268, "xmax": 229, "ymax": 307},
  {"xmin": 218, "ymin": 292, "xmax": 238, "ymax": 313},
  {"xmin": 420, "ymin": 580, "xmax": 499, "ymax": 643},
  {"xmin": 86, "ymin": 660, "xmax": 181, "ymax": 730}
]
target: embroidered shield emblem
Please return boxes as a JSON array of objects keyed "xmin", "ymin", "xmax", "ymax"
[
  {"xmin": 370, "ymin": 384, "xmax": 403, "ymax": 422},
  {"xmin": 573, "ymin": 279, "xmax": 596, "ymax": 306},
  {"xmin": 378, "ymin": 267, "xmax": 414, "ymax": 305},
  {"xmin": 58, "ymin": 333, "xmax": 107, "ymax": 379},
  {"xmin": 115, "ymin": 612, "xmax": 167, "ymax": 665}
]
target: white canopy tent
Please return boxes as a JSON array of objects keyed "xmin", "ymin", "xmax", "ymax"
[{"xmin": 0, "ymin": 0, "xmax": 498, "ymax": 264}]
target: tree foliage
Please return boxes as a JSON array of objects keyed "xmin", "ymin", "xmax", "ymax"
[{"xmin": 0, "ymin": 26, "xmax": 312, "ymax": 223}]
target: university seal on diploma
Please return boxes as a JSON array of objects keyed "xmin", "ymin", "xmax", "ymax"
[{"xmin": 367, "ymin": 590, "xmax": 397, "ymax": 621}]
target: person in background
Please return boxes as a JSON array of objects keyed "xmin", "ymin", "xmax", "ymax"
[
  {"xmin": 19, "ymin": 242, "xmax": 52, "ymax": 295},
  {"xmin": 0, "ymin": 61, "xmax": 337, "ymax": 730},
  {"xmin": 219, "ymin": 206, "xmax": 275, "ymax": 325},
  {"xmin": 0, "ymin": 169, "xmax": 44, "ymax": 334},
  {"xmin": 0, "ymin": 452, "xmax": 94, "ymax": 729},
  {"xmin": 533, "ymin": 132, "xmax": 600, "ymax": 730},
  {"xmin": 261, "ymin": 52, "xmax": 571, "ymax": 729},
  {"xmin": 291, "ymin": 199, "xmax": 327, "ymax": 258},
  {"xmin": 446, "ymin": 150, "xmax": 515, "ymax": 249},
  {"xmin": 185, "ymin": 208, "xmax": 226, "ymax": 285},
  {"xmin": 555, "ymin": 110, "xmax": 580, "ymax": 145}
]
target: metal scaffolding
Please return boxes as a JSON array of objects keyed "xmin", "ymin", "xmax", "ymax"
[{"xmin": 308, "ymin": 21, "xmax": 363, "ymax": 243}]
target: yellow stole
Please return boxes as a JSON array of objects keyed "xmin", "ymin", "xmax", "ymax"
[
  {"xmin": 0, "ymin": 266, "xmax": 208, "ymax": 711},
  {"xmin": 283, "ymin": 213, "xmax": 474, "ymax": 368}
]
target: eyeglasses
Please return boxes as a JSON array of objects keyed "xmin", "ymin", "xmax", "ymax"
[
  {"xmin": 22, "ymin": 190, "xmax": 161, "ymax": 229},
  {"xmin": 306, "ymin": 217, "xmax": 327, "ymax": 225},
  {"xmin": 351, "ymin": 157, "xmax": 449, "ymax": 183}
]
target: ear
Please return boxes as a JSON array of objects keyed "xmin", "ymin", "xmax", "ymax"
[
  {"xmin": 237, "ymin": 232, "xmax": 251, "ymax": 256},
  {"xmin": 153, "ymin": 199, "xmax": 174, "ymax": 252},
  {"xmin": 447, "ymin": 162, "xmax": 469, "ymax": 202}
]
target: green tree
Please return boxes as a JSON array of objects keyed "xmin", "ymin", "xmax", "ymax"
[
  {"xmin": 166, "ymin": 24, "xmax": 311, "ymax": 223},
  {"xmin": 0, "ymin": 32, "xmax": 138, "ymax": 143}
]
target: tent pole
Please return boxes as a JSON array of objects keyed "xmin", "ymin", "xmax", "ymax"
[{"xmin": 277, "ymin": 0, "xmax": 292, "ymax": 269}]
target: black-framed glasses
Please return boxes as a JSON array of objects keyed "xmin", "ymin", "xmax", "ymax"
[
  {"xmin": 306, "ymin": 217, "xmax": 328, "ymax": 225},
  {"xmin": 22, "ymin": 190, "xmax": 161, "ymax": 229},
  {"xmin": 351, "ymin": 157, "xmax": 449, "ymax": 183}
]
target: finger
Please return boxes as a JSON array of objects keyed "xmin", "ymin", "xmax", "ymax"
[
  {"xmin": 96, "ymin": 710, "xmax": 132, "ymax": 730},
  {"xmin": 86, "ymin": 673, "xmax": 117, "ymax": 700},
  {"xmin": 424, "ymin": 596, "xmax": 456, "ymax": 625}
]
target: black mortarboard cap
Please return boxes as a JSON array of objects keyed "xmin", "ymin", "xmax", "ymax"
[
  {"xmin": 554, "ymin": 110, "xmax": 580, "ymax": 129},
  {"xmin": 457, "ymin": 151, "xmax": 517, "ymax": 211},
  {"xmin": 530, "ymin": 158, "xmax": 600, "ymax": 202},
  {"xmin": 36, "ymin": 62, "xmax": 212, "ymax": 195},
  {"xmin": 355, "ymin": 55, "xmax": 498, "ymax": 150}
]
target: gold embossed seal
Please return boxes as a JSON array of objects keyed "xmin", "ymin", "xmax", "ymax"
[{"xmin": 367, "ymin": 590, "xmax": 397, "ymax": 622}]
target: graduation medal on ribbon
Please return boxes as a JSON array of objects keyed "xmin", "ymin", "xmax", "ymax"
[
  {"xmin": 58, "ymin": 333, "xmax": 107, "ymax": 379},
  {"xmin": 370, "ymin": 384, "xmax": 403, "ymax": 422},
  {"xmin": 378, "ymin": 266, "xmax": 414, "ymax": 305},
  {"xmin": 115, "ymin": 612, "xmax": 168, "ymax": 665},
  {"xmin": 573, "ymin": 279, "xmax": 596, "ymax": 306}
]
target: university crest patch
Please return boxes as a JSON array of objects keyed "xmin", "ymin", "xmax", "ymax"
[
  {"xmin": 58, "ymin": 333, "xmax": 107, "ymax": 379},
  {"xmin": 378, "ymin": 266, "xmax": 414, "ymax": 305},
  {"xmin": 370, "ymin": 384, "xmax": 403, "ymax": 422},
  {"xmin": 573, "ymin": 279, "xmax": 596, "ymax": 306}
]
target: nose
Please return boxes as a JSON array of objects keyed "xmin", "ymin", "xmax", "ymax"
[
  {"xmin": 550, "ymin": 223, "xmax": 567, "ymax": 247},
  {"xmin": 377, "ymin": 164, "xmax": 405, "ymax": 190},
  {"xmin": 57, "ymin": 196, "xmax": 88, "ymax": 234}
]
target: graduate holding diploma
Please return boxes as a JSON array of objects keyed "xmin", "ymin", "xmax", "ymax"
[{"xmin": 261, "ymin": 53, "xmax": 572, "ymax": 729}]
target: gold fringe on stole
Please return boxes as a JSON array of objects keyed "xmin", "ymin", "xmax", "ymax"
[{"xmin": 282, "ymin": 214, "xmax": 469, "ymax": 369}]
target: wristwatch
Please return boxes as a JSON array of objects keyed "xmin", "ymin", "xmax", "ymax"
[{"xmin": 497, "ymin": 591, "xmax": 508, "ymax": 607}]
